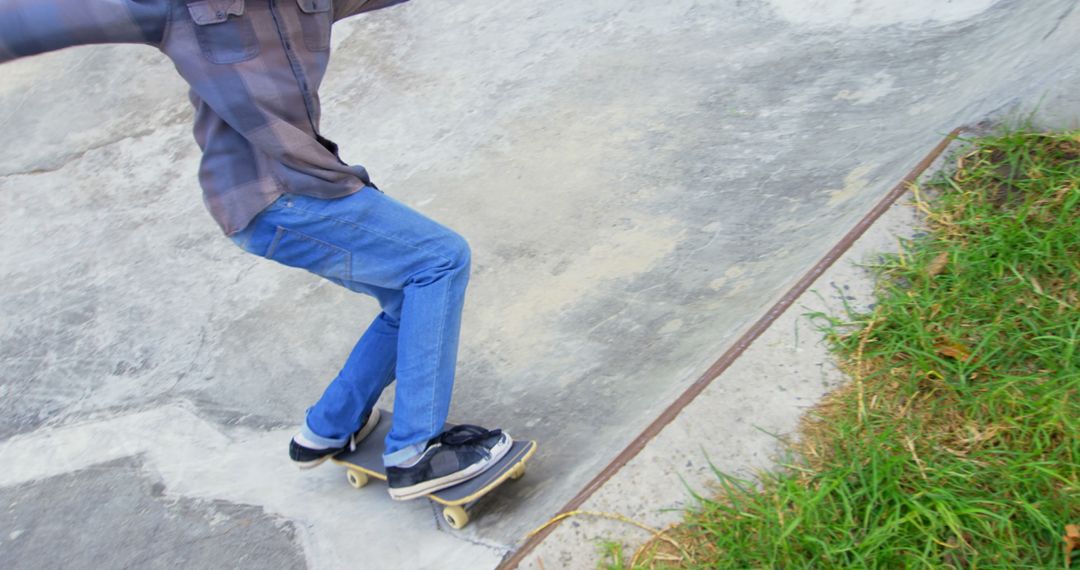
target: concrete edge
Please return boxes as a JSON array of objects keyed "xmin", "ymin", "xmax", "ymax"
[{"xmin": 496, "ymin": 127, "xmax": 965, "ymax": 569}]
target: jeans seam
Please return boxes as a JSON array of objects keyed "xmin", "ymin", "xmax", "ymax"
[
  {"xmin": 267, "ymin": 225, "xmax": 353, "ymax": 280},
  {"xmin": 265, "ymin": 226, "xmax": 287, "ymax": 259},
  {"xmin": 285, "ymin": 201, "xmax": 456, "ymax": 271},
  {"xmin": 428, "ymin": 269, "xmax": 454, "ymax": 437}
]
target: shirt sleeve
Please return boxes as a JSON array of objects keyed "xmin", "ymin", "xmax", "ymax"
[
  {"xmin": 333, "ymin": 0, "xmax": 409, "ymax": 23},
  {"xmin": 0, "ymin": 0, "xmax": 170, "ymax": 65}
]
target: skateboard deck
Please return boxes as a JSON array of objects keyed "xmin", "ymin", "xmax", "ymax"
[{"xmin": 331, "ymin": 409, "xmax": 537, "ymax": 529}]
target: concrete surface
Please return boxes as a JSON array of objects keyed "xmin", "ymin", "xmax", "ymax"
[
  {"xmin": 519, "ymin": 170, "xmax": 929, "ymax": 569},
  {"xmin": 1, "ymin": 0, "xmax": 1079, "ymax": 568},
  {"xmin": 3, "ymin": 456, "xmax": 307, "ymax": 570}
]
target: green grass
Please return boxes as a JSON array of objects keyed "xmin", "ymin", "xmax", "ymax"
[{"xmin": 606, "ymin": 130, "xmax": 1080, "ymax": 569}]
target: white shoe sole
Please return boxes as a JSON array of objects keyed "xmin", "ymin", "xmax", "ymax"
[{"xmin": 388, "ymin": 433, "xmax": 514, "ymax": 501}]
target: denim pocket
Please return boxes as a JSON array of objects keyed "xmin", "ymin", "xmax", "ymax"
[
  {"xmin": 295, "ymin": 0, "xmax": 332, "ymax": 52},
  {"xmin": 187, "ymin": 0, "xmax": 260, "ymax": 64},
  {"xmin": 266, "ymin": 226, "xmax": 352, "ymax": 282}
]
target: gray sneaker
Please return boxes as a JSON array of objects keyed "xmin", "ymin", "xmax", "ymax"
[{"xmin": 386, "ymin": 425, "xmax": 512, "ymax": 500}]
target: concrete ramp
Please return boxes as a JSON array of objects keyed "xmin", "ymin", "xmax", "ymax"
[{"xmin": 2, "ymin": 0, "xmax": 1078, "ymax": 567}]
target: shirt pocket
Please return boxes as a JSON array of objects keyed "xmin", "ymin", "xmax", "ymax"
[
  {"xmin": 187, "ymin": 0, "xmax": 260, "ymax": 64},
  {"xmin": 266, "ymin": 226, "xmax": 352, "ymax": 283},
  {"xmin": 296, "ymin": 0, "xmax": 333, "ymax": 52}
]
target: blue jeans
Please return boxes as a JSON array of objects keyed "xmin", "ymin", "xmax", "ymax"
[{"xmin": 229, "ymin": 188, "xmax": 471, "ymax": 466}]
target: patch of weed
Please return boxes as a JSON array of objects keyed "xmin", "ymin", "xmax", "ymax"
[{"xmin": 610, "ymin": 130, "xmax": 1079, "ymax": 569}]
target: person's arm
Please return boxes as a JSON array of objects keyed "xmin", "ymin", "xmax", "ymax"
[
  {"xmin": 333, "ymin": 0, "xmax": 409, "ymax": 23},
  {"xmin": 0, "ymin": 0, "xmax": 170, "ymax": 65}
]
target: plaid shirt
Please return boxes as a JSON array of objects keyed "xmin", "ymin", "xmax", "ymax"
[{"xmin": 0, "ymin": 0, "xmax": 406, "ymax": 235}]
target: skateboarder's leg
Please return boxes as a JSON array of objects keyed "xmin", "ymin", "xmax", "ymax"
[
  {"xmin": 230, "ymin": 187, "xmax": 471, "ymax": 463},
  {"xmin": 302, "ymin": 297, "xmax": 400, "ymax": 446},
  {"xmin": 378, "ymin": 235, "xmax": 470, "ymax": 467}
]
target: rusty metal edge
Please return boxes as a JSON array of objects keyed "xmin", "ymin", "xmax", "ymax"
[{"xmin": 497, "ymin": 127, "xmax": 964, "ymax": 570}]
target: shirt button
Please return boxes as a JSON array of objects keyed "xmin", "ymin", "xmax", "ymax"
[{"xmin": 216, "ymin": 10, "xmax": 224, "ymax": 18}]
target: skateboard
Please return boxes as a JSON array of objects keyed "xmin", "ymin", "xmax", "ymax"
[{"xmin": 331, "ymin": 409, "xmax": 537, "ymax": 529}]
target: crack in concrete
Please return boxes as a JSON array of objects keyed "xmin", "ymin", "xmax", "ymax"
[
  {"xmin": 0, "ymin": 128, "xmax": 159, "ymax": 178},
  {"xmin": 1043, "ymin": 2, "xmax": 1077, "ymax": 41},
  {"xmin": 0, "ymin": 111, "xmax": 191, "ymax": 179}
]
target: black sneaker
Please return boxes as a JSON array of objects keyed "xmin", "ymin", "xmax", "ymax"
[
  {"xmin": 386, "ymin": 425, "xmax": 512, "ymax": 501},
  {"xmin": 289, "ymin": 408, "xmax": 382, "ymax": 469}
]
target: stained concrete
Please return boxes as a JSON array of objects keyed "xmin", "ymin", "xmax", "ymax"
[
  {"xmin": 2, "ymin": 457, "xmax": 306, "ymax": 570},
  {"xmin": 1, "ymin": 0, "xmax": 1079, "ymax": 568},
  {"xmin": 519, "ymin": 164, "xmax": 933, "ymax": 569}
]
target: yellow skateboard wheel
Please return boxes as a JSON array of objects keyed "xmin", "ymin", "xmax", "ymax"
[
  {"xmin": 346, "ymin": 469, "xmax": 369, "ymax": 489},
  {"xmin": 509, "ymin": 464, "xmax": 526, "ymax": 481},
  {"xmin": 443, "ymin": 506, "xmax": 469, "ymax": 529}
]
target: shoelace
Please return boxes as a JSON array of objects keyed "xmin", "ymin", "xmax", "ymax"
[
  {"xmin": 345, "ymin": 424, "xmax": 501, "ymax": 453},
  {"xmin": 439, "ymin": 425, "xmax": 502, "ymax": 448},
  {"xmin": 348, "ymin": 412, "xmax": 377, "ymax": 452},
  {"xmin": 348, "ymin": 429, "xmax": 363, "ymax": 452}
]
